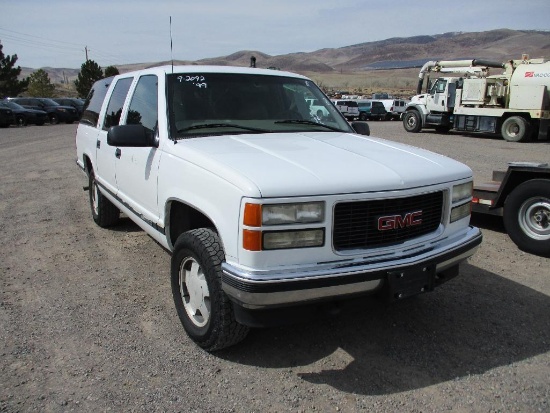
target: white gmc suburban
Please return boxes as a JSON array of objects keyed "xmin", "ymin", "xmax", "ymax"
[{"xmin": 76, "ymin": 65, "xmax": 482, "ymax": 351}]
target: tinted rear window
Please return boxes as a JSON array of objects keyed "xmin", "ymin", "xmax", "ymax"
[{"xmin": 80, "ymin": 77, "xmax": 113, "ymax": 127}]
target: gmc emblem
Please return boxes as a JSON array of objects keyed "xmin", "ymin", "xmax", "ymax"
[{"xmin": 378, "ymin": 211, "xmax": 423, "ymax": 231}]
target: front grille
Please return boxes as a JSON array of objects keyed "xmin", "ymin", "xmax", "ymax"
[{"xmin": 333, "ymin": 191, "xmax": 444, "ymax": 251}]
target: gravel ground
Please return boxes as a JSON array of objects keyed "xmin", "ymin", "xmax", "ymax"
[{"xmin": 1, "ymin": 123, "xmax": 549, "ymax": 413}]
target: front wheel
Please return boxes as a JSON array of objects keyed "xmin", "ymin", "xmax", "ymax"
[
  {"xmin": 403, "ymin": 111, "xmax": 422, "ymax": 133},
  {"xmin": 16, "ymin": 115, "xmax": 27, "ymax": 126},
  {"xmin": 171, "ymin": 228, "xmax": 249, "ymax": 351},
  {"xmin": 49, "ymin": 114, "xmax": 59, "ymax": 125},
  {"xmin": 501, "ymin": 116, "xmax": 531, "ymax": 142},
  {"xmin": 503, "ymin": 179, "xmax": 550, "ymax": 257}
]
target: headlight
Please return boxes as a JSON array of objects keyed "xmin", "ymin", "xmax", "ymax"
[
  {"xmin": 263, "ymin": 229, "xmax": 324, "ymax": 250},
  {"xmin": 452, "ymin": 182, "xmax": 473, "ymax": 203},
  {"xmin": 243, "ymin": 202, "xmax": 326, "ymax": 251},
  {"xmin": 244, "ymin": 202, "xmax": 324, "ymax": 226},
  {"xmin": 450, "ymin": 202, "xmax": 471, "ymax": 223}
]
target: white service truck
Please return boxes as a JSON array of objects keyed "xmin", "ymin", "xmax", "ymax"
[
  {"xmin": 402, "ymin": 57, "xmax": 550, "ymax": 142},
  {"xmin": 76, "ymin": 65, "xmax": 481, "ymax": 351}
]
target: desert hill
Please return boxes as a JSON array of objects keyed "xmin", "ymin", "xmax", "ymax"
[{"xmin": 19, "ymin": 28, "xmax": 550, "ymax": 96}]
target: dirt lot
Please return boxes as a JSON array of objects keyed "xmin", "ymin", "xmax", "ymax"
[{"xmin": 1, "ymin": 123, "xmax": 549, "ymax": 412}]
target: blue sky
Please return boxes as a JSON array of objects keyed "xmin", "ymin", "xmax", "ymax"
[{"xmin": 1, "ymin": 0, "xmax": 549, "ymax": 69}]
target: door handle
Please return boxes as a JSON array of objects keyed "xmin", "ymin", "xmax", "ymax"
[
  {"xmin": 115, "ymin": 148, "xmax": 121, "ymax": 158},
  {"xmin": 96, "ymin": 140, "xmax": 100, "ymax": 149}
]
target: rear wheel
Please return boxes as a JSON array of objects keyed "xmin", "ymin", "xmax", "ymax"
[
  {"xmin": 403, "ymin": 111, "xmax": 422, "ymax": 133},
  {"xmin": 49, "ymin": 114, "xmax": 59, "ymax": 125},
  {"xmin": 171, "ymin": 228, "xmax": 249, "ymax": 351},
  {"xmin": 501, "ymin": 116, "xmax": 531, "ymax": 142},
  {"xmin": 88, "ymin": 169, "xmax": 120, "ymax": 227},
  {"xmin": 435, "ymin": 125, "xmax": 451, "ymax": 133},
  {"xmin": 503, "ymin": 179, "xmax": 550, "ymax": 257}
]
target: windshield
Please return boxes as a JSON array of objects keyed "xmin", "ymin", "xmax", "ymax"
[
  {"xmin": 40, "ymin": 98, "xmax": 59, "ymax": 106},
  {"xmin": 167, "ymin": 72, "xmax": 352, "ymax": 139},
  {"xmin": 357, "ymin": 102, "xmax": 371, "ymax": 109},
  {"xmin": 1, "ymin": 101, "xmax": 23, "ymax": 109}
]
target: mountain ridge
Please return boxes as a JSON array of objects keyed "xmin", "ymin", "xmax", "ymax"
[{"xmin": 19, "ymin": 29, "xmax": 550, "ymax": 92}]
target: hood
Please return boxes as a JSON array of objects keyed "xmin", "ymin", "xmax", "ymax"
[{"xmin": 174, "ymin": 132, "xmax": 472, "ymax": 198}]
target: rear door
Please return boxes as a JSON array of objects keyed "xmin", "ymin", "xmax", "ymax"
[{"xmin": 95, "ymin": 76, "xmax": 133, "ymax": 197}]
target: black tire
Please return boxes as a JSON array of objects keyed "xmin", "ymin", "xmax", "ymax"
[
  {"xmin": 403, "ymin": 111, "xmax": 422, "ymax": 133},
  {"xmin": 171, "ymin": 228, "xmax": 249, "ymax": 351},
  {"xmin": 88, "ymin": 170, "xmax": 120, "ymax": 227},
  {"xmin": 16, "ymin": 115, "xmax": 27, "ymax": 126},
  {"xmin": 503, "ymin": 179, "xmax": 550, "ymax": 257},
  {"xmin": 49, "ymin": 114, "xmax": 59, "ymax": 125},
  {"xmin": 435, "ymin": 125, "xmax": 451, "ymax": 134},
  {"xmin": 501, "ymin": 116, "xmax": 531, "ymax": 142},
  {"xmin": 359, "ymin": 112, "xmax": 368, "ymax": 121}
]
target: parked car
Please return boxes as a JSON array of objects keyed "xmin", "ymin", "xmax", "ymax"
[
  {"xmin": 357, "ymin": 100, "xmax": 387, "ymax": 121},
  {"xmin": 76, "ymin": 65, "xmax": 480, "ymax": 351},
  {"xmin": 0, "ymin": 105, "xmax": 15, "ymax": 127},
  {"xmin": 380, "ymin": 99, "xmax": 410, "ymax": 120},
  {"xmin": 53, "ymin": 98, "xmax": 85, "ymax": 117},
  {"xmin": 332, "ymin": 100, "xmax": 360, "ymax": 120},
  {"xmin": 0, "ymin": 100, "xmax": 48, "ymax": 126},
  {"xmin": 7, "ymin": 97, "xmax": 79, "ymax": 124}
]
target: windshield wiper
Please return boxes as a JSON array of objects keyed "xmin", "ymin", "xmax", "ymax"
[
  {"xmin": 178, "ymin": 123, "xmax": 268, "ymax": 134},
  {"xmin": 274, "ymin": 119, "xmax": 346, "ymax": 132}
]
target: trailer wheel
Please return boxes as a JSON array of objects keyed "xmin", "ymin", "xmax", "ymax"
[
  {"xmin": 501, "ymin": 116, "xmax": 531, "ymax": 142},
  {"xmin": 403, "ymin": 111, "xmax": 422, "ymax": 133},
  {"xmin": 503, "ymin": 179, "xmax": 550, "ymax": 257}
]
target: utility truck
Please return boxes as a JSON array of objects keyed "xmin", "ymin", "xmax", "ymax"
[{"xmin": 402, "ymin": 56, "xmax": 550, "ymax": 142}]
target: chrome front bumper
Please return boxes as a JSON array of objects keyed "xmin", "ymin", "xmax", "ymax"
[{"xmin": 221, "ymin": 226, "xmax": 482, "ymax": 309}]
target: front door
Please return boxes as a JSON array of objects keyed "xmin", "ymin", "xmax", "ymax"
[{"xmin": 114, "ymin": 74, "xmax": 161, "ymax": 224}]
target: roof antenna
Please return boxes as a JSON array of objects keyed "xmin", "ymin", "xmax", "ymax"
[{"xmin": 170, "ymin": 16, "xmax": 174, "ymax": 73}]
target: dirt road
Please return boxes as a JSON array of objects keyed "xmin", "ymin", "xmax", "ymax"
[{"xmin": 1, "ymin": 123, "xmax": 549, "ymax": 412}]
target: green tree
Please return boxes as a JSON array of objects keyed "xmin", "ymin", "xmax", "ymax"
[
  {"xmin": 75, "ymin": 59, "xmax": 103, "ymax": 98},
  {"xmin": 0, "ymin": 41, "xmax": 29, "ymax": 98},
  {"xmin": 27, "ymin": 69, "xmax": 55, "ymax": 97},
  {"xmin": 104, "ymin": 65, "xmax": 119, "ymax": 77}
]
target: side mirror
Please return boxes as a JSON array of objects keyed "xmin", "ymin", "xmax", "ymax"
[
  {"xmin": 107, "ymin": 124, "xmax": 157, "ymax": 147},
  {"xmin": 350, "ymin": 121, "xmax": 370, "ymax": 136}
]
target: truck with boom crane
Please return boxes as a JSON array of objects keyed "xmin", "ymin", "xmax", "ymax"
[{"xmin": 402, "ymin": 56, "xmax": 550, "ymax": 142}]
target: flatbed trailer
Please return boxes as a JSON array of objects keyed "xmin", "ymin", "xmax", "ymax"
[{"xmin": 472, "ymin": 162, "xmax": 550, "ymax": 257}]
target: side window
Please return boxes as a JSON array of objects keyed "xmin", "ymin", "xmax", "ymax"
[
  {"xmin": 81, "ymin": 77, "xmax": 113, "ymax": 127},
  {"xmin": 103, "ymin": 77, "xmax": 133, "ymax": 130},
  {"xmin": 431, "ymin": 79, "xmax": 447, "ymax": 94},
  {"xmin": 126, "ymin": 75, "xmax": 158, "ymax": 133}
]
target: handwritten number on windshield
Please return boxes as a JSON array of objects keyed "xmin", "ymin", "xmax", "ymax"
[{"xmin": 177, "ymin": 75, "xmax": 207, "ymax": 88}]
